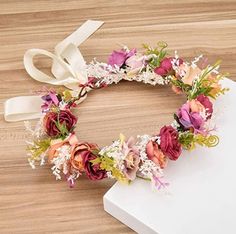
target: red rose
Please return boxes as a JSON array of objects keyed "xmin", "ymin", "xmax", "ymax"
[
  {"xmin": 77, "ymin": 143, "xmax": 107, "ymax": 181},
  {"xmin": 159, "ymin": 125, "xmax": 182, "ymax": 160},
  {"xmin": 44, "ymin": 110, "xmax": 77, "ymax": 137}
]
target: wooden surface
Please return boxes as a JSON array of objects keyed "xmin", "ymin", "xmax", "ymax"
[{"xmin": 0, "ymin": 1, "xmax": 236, "ymax": 233}]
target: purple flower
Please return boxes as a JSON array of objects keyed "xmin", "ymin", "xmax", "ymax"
[
  {"xmin": 108, "ymin": 48, "xmax": 136, "ymax": 68},
  {"xmin": 41, "ymin": 92, "xmax": 59, "ymax": 112},
  {"xmin": 177, "ymin": 102, "xmax": 205, "ymax": 133}
]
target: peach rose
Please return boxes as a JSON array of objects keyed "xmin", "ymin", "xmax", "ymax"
[
  {"xmin": 180, "ymin": 64, "xmax": 202, "ymax": 86},
  {"xmin": 204, "ymin": 74, "xmax": 222, "ymax": 96},
  {"xmin": 69, "ymin": 142, "xmax": 99, "ymax": 173},
  {"xmin": 146, "ymin": 140, "xmax": 167, "ymax": 168},
  {"xmin": 188, "ymin": 99, "xmax": 205, "ymax": 113},
  {"xmin": 47, "ymin": 134, "xmax": 78, "ymax": 163}
]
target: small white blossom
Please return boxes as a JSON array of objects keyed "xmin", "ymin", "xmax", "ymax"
[{"xmin": 51, "ymin": 145, "xmax": 71, "ymax": 180}]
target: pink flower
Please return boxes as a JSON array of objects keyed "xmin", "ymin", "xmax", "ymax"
[
  {"xmin": 121, "ymin": 137, "xmax": 140, "ymax": 181},
  {"xmin": 177, "ymin": 102, "xmax": 205, "ymax": 133},
  {"xmin": 159, "ymin": 126, "xmax": 182, "ymax": 161},
  {"xmin": 154, "ymin": 57, "xmax": 183, "ymax": 76},
  {"xmin": 108, "ymin": 48, "xmax": 136, "ymax": 68},
  {"xmin": 196, "ymin": 94, "xmax": 213, "ymax": 119},
  {"xmin": 41, "ymin": 91, "xmax": 59, "ymax": 112},
  {"xmin": 160, "ymin": 57, "xmax": 173, "ymax": 71},
  {"xmin": 154, "ymin": 67, "xmax": 166, "ymax": 76},
  {"xmin": 146, "ymin": 140, "xmax": 167, "ymax": 168},
  {"xmin": 126, "ymin": 55, "xmax": 146, "ymax": 75}
]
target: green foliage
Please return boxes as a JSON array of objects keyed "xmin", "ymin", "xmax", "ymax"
[
  {"xmin": 62, "ymin": 90, "xmax": 72, "ymax": 102},
  {"xmin": 170, "ymin": 60, "xmax": 229, "ymax": 100},
  {"xmin": 188, "ymin": 61, "xmax": 229, "ymax": 99},
  {"xmin": 179, "ymin": 131, "xmax": 219, "ymax": 150},
  {"xmin": 54, "ymin": 120, "xmax": 69, "ymax": 139},
  {"xmin": 91, "ymin": 154, "xmax": 129, "ymax": 183},
  {"xmin": 171, "ymin": 78, "xmax": 192, "ymax": 94},
  {"xmin": 27, "ymin": 138, "xmax": 51, "ymax": 162},
  {"xmin": 179, "ymin": 131, "xmax": 195, "ymax": 150},
  {"xmin": 143, "ymin": 41, "xmax": 168, "ymax": 68}
]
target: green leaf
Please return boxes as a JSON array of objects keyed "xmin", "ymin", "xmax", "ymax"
[{"xmin": 27, "ymin": 138, "xmax": 51, "ymax": 162}]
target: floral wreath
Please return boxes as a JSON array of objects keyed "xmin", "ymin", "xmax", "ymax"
[{"xmin": 5, "ymin": 20, "xmax": 229, "ymax": 190}]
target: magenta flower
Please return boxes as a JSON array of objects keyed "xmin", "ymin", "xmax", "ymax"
[
  {"xmin": 177, "ymin": 102, "xmax": 205, "ymax": 133},
  {"xmin": 196, "ymin": 94, "xmax": 213, "ymax": 119},
  {"xmin": 154, "ymin": 57, "xmax": 183, "ymax": 76},
  {"xmin": 41, "ymin": 92, "xmax": 59, "ymax": 112},
  {"xmin": 108, "ymin": 48, "xmax": 136, "ymax": 68}
]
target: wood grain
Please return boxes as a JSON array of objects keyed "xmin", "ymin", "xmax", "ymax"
[{"xmin": 0, "ymin": 1, "xmax": 235, "ymax": 233}]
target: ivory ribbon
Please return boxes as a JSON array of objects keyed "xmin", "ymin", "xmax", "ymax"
[{"xmin": 4, "ymin": 20, "xmax": 104, "ymax": 122}]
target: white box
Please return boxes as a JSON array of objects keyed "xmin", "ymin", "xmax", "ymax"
[{"xmin": 104, "ymin": 79, "xmax": 236, "ymax": 234}]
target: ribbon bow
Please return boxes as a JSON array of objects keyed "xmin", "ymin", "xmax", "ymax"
[{"xmin": 4, "ymin": 20, "xmax": 104, "ymax": 122}]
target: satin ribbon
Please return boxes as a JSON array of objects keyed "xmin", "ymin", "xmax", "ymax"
[{"xmin": 4, "ymin": 20, "xmax": 104, "ymax": 122}]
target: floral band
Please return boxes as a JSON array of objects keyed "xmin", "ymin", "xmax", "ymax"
[
  {"xmin": 5, "ymin": 20, "xmax": 229, "ymax": 190},
  {"xmin": 25, "ymin": 44, "xmax": 228, "ymax": 190}
]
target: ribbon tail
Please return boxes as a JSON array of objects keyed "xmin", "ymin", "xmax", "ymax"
[
  {"xmin": 55, "ymin": 20, "xmax": 104, "ymax": 54},
  {"xmin": 4, "ymin": 92, "xmax": 88, "ymax": 122},
  {"xmin": 4, "ymin": 96, "xmax": 43, "ymax": 122}
]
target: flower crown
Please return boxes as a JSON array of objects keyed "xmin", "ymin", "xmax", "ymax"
[{"xmin": 4, "ymin": 20, "xmax": 229, "ymax": 190}]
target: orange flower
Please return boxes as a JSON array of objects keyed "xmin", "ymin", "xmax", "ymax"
[
  {"xmin": 47, "ymin": 134, "xmax": 78, "ymax": 163},
  {"xmin": 204, "ymin": 74, "xmax": 222, "ymax": 97},
  {"xmin": 180, "ymin": 64, "xmax": 202, "ymax": 86},
  {"xmin": 146, "ymin": 140, "xmax": 167, "ymax": 168},
  {"xmin": 69, "ymin": 143, "xmax": 98, "ymax": 172},
  {"xmin": 188, "ymin": 99, "xmax": 205, "ymax": 113}
]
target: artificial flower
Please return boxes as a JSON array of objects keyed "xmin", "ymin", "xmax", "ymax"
[
  {"xmin": 82, "ymin": 143, "xmax": 107, "ymax": 180},
  {"xmin": 108, "ymin": 48, "xmax": 136, "ymax": 68},
  {"xmin": 121, "ymin": 136, "xmax": 140, "ymax": 181},
  {"xmin": 146, "ymin": 140, "xmax": 167, "ymax": 168},
  {"xmin": 126, "ymin": 54, "xmax": 146, "ymax": 76},
  {"xmin": 159, "ymin": 125, "xmax": 182, "ymax": 160},
  {"xmin": 205, "ymin": 74, "xmax": 222, "ymax": 97},
  {"xmin": 47, "ymin": 134, "xmax": 79, "ymax": 162},
  {"xmin": 41, "ymin": 91, "xmax": 59, "ymax": 112},
  {"xmin": 154, "ymin": 57, "xmax": 183, "ymax": 77},
  {"xmin": 196, "ymin": 94, "xmax": 213, "ymax": 119},
  {"xmin": 177, "ymin": 102, "xmax": 205, "ymax": 132},
  {"xmin": 180, "ymin": 64, "xmax": 202, "ymax": 86},
  {"xmin": 44, "ymin": 110, "xmax": 77, "ymax": 137},
  {"xmin": 188, "ymin": 99, "xmax": 205, "ymax": 113},
  {"xmin": 69, "ymin": 143, "xmax": 94, "ymax": 172}
]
